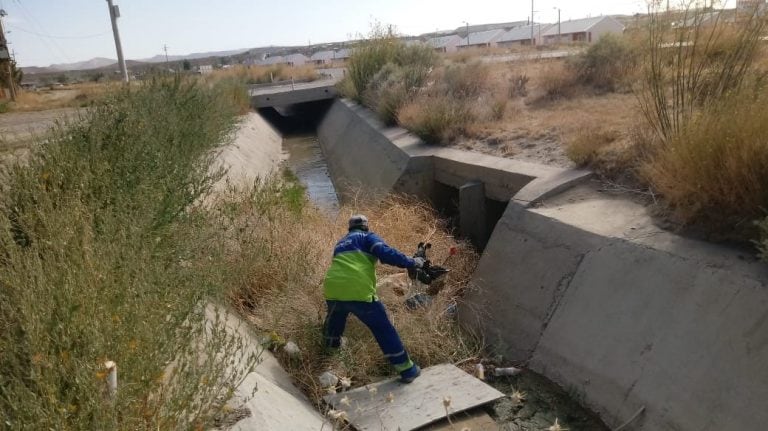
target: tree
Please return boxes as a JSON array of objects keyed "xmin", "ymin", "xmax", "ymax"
[
  {"xmin": 182, "ymin": 59, "xmax": 192, "ymax": 71},
  {"xmin": 0, "ymin": 60, "xmax": 23, "ymax": 88},
  {"xmin": 219, "ymin": 56, "xmax": 230, "ymax": 66},
  {"xmin": 56, "ymin": 74, "xmax": 69, "ymax": 84}
]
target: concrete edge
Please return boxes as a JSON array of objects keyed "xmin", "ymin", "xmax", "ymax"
[
  {"xmin": 513, "ymin": 169, "xmax": 594, "ymax": 207},
  {"xmin": 327, "ymin": 99, "xmax": 593, "ymax": 205}
]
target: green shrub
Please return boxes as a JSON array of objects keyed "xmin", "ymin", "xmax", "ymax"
[
  {"xmin": 363, "ymin": 64, "xmax": 410, "ymax": 125},
  {"xmin": 0, "ymin": 78, "xmax": 259, "ymax": 429},
  {"xmin": 341, "ymin": 26, "xmax": 438, "ymax": 104},
  {"xmin": 345, "ymin": 33, "xmax": 403, "ymax": 101},
  {"xmin": 572, "ymin": 33, "xmax": 636, "ymax": 92}
]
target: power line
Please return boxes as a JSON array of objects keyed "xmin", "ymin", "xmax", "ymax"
[
  {"xmin": 7, "ymin": 24, "xmax": 111, "ymax": 40},
  {"xmin": 11, "ymin": 0, "xmax": 71, "ymax": 64}
]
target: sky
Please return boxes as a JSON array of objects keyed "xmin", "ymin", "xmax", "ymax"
[{"xmin": 0, "ymin": 0, "xmax": 736, "ymax": 67}]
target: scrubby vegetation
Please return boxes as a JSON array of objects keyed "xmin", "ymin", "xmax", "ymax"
[
  {"xmin": 340, "ymin": 26, "xmax": 438, "ymax": 125},
  {"xmin": 0, "ymin": 78, "xmax": 259, "ymax": 429},
  {"xmin": 637, "ymin": 3, "xmax": 768, "ymax": 241}
]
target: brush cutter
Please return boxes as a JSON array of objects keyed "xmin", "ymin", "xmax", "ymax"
[{"xmin": 405, "ymin": 242, "xmax": 451, "ymax": 309}]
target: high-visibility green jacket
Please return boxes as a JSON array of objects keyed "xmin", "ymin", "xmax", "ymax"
[{"xmin": 323, "ymin": 230, "xmax": 416, "ymax": 302}]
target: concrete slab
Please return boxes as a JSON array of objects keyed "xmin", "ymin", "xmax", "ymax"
[
  {"xmin": 323, "ymin": 364, "xmax": 504, "ymax": 431},
  {"xmin": 250, "ymin": 81, "xmax": 338, "ymax": 108}
]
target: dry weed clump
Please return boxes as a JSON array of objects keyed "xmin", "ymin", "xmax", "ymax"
[
  {"xmin": 221, "ymin": 185, "xmax": 480, "ymax": 404},
  {"xmin": 565, "ymin": 127, "xmax": 621, "ymax": 167},
  {"xmin": 641, "ymin": 91, "xmax": 768, "ymax": 237},
  {"xmin": 535, "ymin": 62, "xmax": 579, "ymax": 101}
]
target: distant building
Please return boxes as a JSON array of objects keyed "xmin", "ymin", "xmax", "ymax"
[
  {"xmin": 284, "ymin": 53, "xmax": 308, "ymax": 67},
  {"xmin": 496, "ymin": 24, "xmax": 551, "ymax": 46},
  {"xmin": 456, "ymin": 21, "xmax": 529, "ymax": 35},
  {"xmin": 457, "ymin": 29, "xmax": 506, "ymax": 49},
  {"xmin": 426, "ymin": 35, "xmax": 464, "ymax": 53},
  {"xmin": 259, "ymin": 55, "xmax": 286, "ymax": 66},
  {"xmin": 198, "ymin": 65, "xmax": 213, "ymax": 75},
  {"xmin": 310, "ymin": 50, "xmax": 336, "ymax": 65},
  {"xmin": 334, "ymin": 48, "xmax": 351, "ymax": 62},
  {"xmin": 737, "ymin": 0, "xmax": 766, "ymax": 12},
  {"xmin": 541, "ymin": 16, "xmax": 625, "ymax": 44}
]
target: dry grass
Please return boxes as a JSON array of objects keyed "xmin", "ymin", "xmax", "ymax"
[
  {"xmin": 641, "ymin": 90, "xmax": 768, "ymax": 237},
  {"xmin": 207, "ymin": 64, "xmax": 318, "ymax": 85},
  {"xmin": 534, "ymin": 61, "xmax": 579, "ymax": 101},
  {"xmin": 218, "ymin": 184, "xmax": 480, "ymax": 405},
  {"xmin": 7, "ymin": 83, "xmax": 111, "ymax": 112},
  {"xmin": 565, "ymin": 127, "xmax": 621, "ymax": 166}
]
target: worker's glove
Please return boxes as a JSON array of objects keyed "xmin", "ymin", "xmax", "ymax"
[{"xmin": 413, "ymin": 257, "xmax": 426, "ymax": 269}]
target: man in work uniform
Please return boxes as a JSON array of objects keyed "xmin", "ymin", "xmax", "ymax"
[{"xmin": 323, "ymin": 214, "xmax": 425, "ymax": 383}]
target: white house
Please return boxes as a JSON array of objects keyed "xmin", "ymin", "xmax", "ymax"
[
  {"xmin": 284, "ymin": 53, "xmax": 308, "ymax": 67},
  {"xmin": 197, "ymin": 64, "xmax": 213, "ymax": 75},
  {"xmin": 310, "ymin": 50, "xmax": 335, "ymax": 65},
  {"xmin": 457, "ymin": 29, "xmax": 506, "ymax": 49},
  {"xmin": 496, "ymin": 24, "xmax": 552, "ymax": 47},
  {"xmin": 542, "ymin": 16, "xmax": 625, "ymax": 44},
  {"xmin": 426, "ymin": 35, "xmax": 464, "ymax": 53}
]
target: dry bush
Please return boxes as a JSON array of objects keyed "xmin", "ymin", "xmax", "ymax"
[
  {"xmin": 221, "ymin": 185, "xmax": 480, "ymax": 404},
  {"xmin": 441, "ymin": 62, "xmax": 490, "ymax": 98},
  {"xmin": 566, "ymin": 127, "xmax": 621, "ymax": 166},
  {"xmin": 509, "ymin": 73, "xmax": 530, "ymax": 98},
  {"xmin": 641, "ymin": 91, "xmax": 768, "ymax": 237},
  {"xmin": 398, "ymin": 95, "xmax": 473, "ymax": 144},
  {"xmin": 639, "ymin": 3, "xmax": 766, "ymax": 141},
  {"xmin": 535, "ymin": 62, "xmax": 578, "ymax": 100}
]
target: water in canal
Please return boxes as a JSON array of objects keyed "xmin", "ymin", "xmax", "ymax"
[{"xmin": 282, "ymin": 134, "xmax": 339, "ymax": 214}]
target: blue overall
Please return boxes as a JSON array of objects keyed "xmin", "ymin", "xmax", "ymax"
[{"xmin": 323, "ymin": 230, "xmax": 418, "ymax": 376}]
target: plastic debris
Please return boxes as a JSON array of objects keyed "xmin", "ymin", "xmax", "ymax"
[
  {"xmin": 475, "ymin": 363, "xmax": 485, "ymax": 380},
  {"xmin": 319, "ymin": 371, "xmax": 339, "ymax": 388},
  {"xmin": 494, "ymin": 366, "xmax": 523, "ymax": 377},
  {"xmin": 283, "ymin": 341, "xmax": 301, "ymax": 357}
]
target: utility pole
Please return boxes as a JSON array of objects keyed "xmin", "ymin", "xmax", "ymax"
[
  {"xmin": 531, "ymin": 0, "xmax": 535, "ymax": 46},
  {"xmin": 0, "ymin": 9, "xmax": 16, "ymax": 101},
  {"xmin": 106, "ymin": 0, "xmax": 128, "ymax": 82},
  {"xmin": 163, "ymin": 44, "xmax": 170, "ymax": 65},
  {"xmin": 554, "ymin": 7, "xmax": 561, "ymax": 44},
  {"xmin": 463, "ymin": 21, "xmax": 470, "ymax": 47}
]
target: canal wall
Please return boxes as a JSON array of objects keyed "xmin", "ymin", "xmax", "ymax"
[
  {"xmin": 314, "ymin": 99, "xmax": 768, "ymax": 430},
  {"xmin": 215, "ymin": 115, "xmax": 326, "ymax": 431}
]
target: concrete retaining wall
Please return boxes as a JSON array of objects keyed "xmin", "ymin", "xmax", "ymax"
[
  {"xmin": 314, "ymin": 97, "xmax": 768, "ymax": 430},
  {"xmin": 316, "ymin": 100, "xmax": 590, "ymax": 250},
  {"xmin": 463, "ymin": 192, "xmax": 768, "ymax": 430}
]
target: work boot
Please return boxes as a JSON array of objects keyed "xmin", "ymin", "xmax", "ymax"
[{"xmin": 399, "ymin": 364, "xmax": 421, "ymax": 384}]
